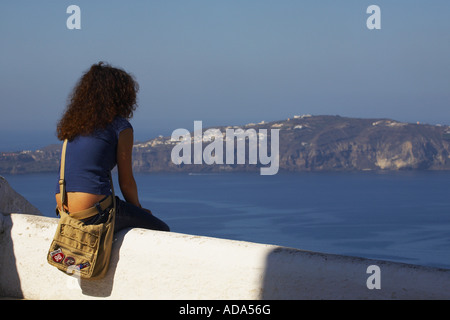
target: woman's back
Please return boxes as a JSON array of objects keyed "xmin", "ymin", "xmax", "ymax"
[{"xmin": 55, "ymin": 62, "xmax": 169, "ymax": 232}]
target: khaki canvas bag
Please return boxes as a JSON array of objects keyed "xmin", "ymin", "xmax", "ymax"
[{"xmin": 47, "ymin": 139, "xmax": 116, "ymax": 279}]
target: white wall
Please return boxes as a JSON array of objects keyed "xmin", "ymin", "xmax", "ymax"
[{"xmin": 1, "ymin": 213, "xmax": 449, "ymax": 300}]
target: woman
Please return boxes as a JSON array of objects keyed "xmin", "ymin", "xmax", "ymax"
[{"xmin": 55, "ymin": 62, "xmax": 169, "ymax": 233}]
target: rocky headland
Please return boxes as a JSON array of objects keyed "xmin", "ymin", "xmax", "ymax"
[{"xmin": 1, "ymin": 115, "xmax": 450, "ymax": 174}]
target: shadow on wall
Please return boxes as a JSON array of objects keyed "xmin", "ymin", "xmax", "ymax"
[
  {"xmin": 0, "ymin": 214, "xmax": 23, "ymax": 299},
  {"xmin": 68, "ymin": 230, "xmax": 127, "ymax": 298},
  {"xmin": 260, "ymin": 247, "xmax": 370, "ymax": 299},
  {"xmin": 260, "ymin": 247, "xmax": 393, "ymax": 300},
  {"xmin": 260, "ymin": 246, "xmax": 450, "ymax": 300}
]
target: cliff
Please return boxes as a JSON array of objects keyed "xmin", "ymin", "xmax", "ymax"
[{"xmin": 1, "ymin": 115, "xmax": 450, "ymax": 174}]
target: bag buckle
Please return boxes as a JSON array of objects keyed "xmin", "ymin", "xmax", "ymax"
[{"xmin": 95, "ymin": 202, "xmax": 103, "ymax": 214}]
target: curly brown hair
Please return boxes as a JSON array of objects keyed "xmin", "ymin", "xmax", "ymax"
[{"xmin": 56, "ymin": 62, "xmax": 139, "ymax": 141}]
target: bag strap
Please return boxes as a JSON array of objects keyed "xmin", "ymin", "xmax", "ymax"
[
  {"xmin": 58, "ymin": 139, "xmax": 68, "ymax": 212},
  {"xmin": 110, "ymin": 171, "xmax": 116, "ymax": 211},
  {"xmin": 58, "ymin": 139, "xmax": 116, "ymax": 215}
]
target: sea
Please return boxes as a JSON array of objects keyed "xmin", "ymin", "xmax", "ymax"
[{"xmin": 3, "ymin": 170, "xmax": 450, "ymax": 270}]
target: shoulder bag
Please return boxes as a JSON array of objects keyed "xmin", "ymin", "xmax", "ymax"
[{"xmin": 47, "ymin": 139, "xmax": 116, "ymax": 279}]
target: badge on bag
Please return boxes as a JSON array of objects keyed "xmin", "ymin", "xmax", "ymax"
[
  {"xmin": 64, "ymin": 256, "xmax": 76, "ymax": 266},
  {"xmin": 76, "ymin": 262, "xmax": 90, "ymax": 270},
  {"xmin": 50, "ymin": 248, "xmax": 65, "ymax": 263}
]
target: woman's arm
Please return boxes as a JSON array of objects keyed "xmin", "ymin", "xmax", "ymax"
[{"xmin": 116, "ymin": 128, "xmax": 145, "ymax": 209}]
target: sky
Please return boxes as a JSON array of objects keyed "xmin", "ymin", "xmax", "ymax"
[{"xmin": 1, "ymin": 0, "xmax": 450, "ymax": 151}]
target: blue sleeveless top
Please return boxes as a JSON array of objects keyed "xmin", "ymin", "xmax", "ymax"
[{"xmin": 55, "ymin": 117, "xmax": 132, "ymax": 195}]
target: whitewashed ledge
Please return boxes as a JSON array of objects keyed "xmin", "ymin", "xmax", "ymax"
[
  {"xmin": 1, "ymin": 213, "xmax": 450, "ymax": 300},
  {"xmin": 0, "ymin": 177, "xmax": 449, "ymax": 300}
]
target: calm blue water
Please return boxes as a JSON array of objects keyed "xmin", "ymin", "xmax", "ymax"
[{"xmin": 3, "ymin": 171, "xmax": 450, "ymax": 269}]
